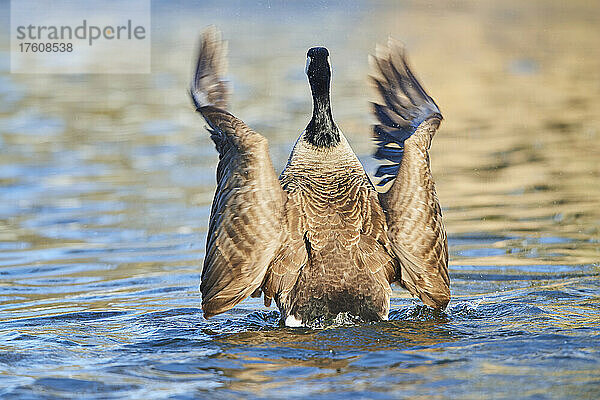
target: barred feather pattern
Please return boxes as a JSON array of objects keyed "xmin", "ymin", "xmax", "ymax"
[
  {"xmin": 278, "ymin": 135, "xmax": 397, "ymax": 324},
  {"xmin": 379, "ymin": 120, "xmax": 450, "ymax": 309},
  {"xmin": 197, "ymin": 107, "xmax": 292, "ymax": 318}
]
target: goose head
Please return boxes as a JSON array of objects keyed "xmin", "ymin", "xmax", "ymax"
[
  {"xmin": 305, "ymin": 47, "xmax": 331, "ymax": 96},
  {"xmin": 304, "ymin": 46, "xmax": 339, "ymax": 147}
]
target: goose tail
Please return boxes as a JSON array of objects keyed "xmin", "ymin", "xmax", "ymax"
[{"xmin": 190, "ymin": 26, "xmax": 229, "ymax": 110}]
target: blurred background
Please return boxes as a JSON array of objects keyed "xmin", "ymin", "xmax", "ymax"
[{"xmin": 0, "ymin": 0, "xmax": 599, "ymax": 398}]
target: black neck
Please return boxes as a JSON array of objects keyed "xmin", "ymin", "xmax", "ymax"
[{"xmin": 305, "ymin": 81, "xmax": 339, "ymax": 148}]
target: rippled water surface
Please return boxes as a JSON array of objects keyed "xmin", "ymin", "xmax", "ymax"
[{"xmin": 1, "ymin": 1, "xmax": 599, "ymax": 398}]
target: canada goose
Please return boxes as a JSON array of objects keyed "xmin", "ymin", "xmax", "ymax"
[{"xmin": 190, "ymin": 27, "xmax": 449, "ymax": 327}]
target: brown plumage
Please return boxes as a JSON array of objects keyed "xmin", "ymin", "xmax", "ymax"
[
  {"xmin": 370, "ymin": 39, "xmax": 450, "ymax": 309},
  {"xmin": 190, "ymin": 28, "xmax": 449, "ymax": 326}
]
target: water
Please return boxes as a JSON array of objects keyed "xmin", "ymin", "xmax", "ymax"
[{"xmin": 1, "ymin": 0, "xmax": 599, "ymax": 398}]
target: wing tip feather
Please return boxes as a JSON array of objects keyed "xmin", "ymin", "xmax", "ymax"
[
  {"xmin": 370, "ymin": 37, "xmax": 442, "ymax": 186},
  {"xmin": 190, "ymin": 26, "xmax": 229, "ymax": 111}
]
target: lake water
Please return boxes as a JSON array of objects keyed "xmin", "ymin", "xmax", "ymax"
[{"xmin": 1, "ymin": 1, "xmax": 599, "ymax": 398}]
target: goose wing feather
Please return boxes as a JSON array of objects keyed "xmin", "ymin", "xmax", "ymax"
[
  {"xmin": 191, "ymin": 28, "xmax": 301, "ymax": 318},
  {"xmin": 370, "ymin": 38, "xmax": 450, "ymax": 309}
]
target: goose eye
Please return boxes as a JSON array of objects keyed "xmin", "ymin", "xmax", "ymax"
[{"xmin": 305, "ymin": 57, "xmax": 310, "ymax": 75}]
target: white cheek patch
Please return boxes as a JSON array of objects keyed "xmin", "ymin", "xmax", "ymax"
[
  {"xmin": 305, "ymin": 57, "xmax": 310, "ymax": 74},
  {"xmin": 328, "ymin": 55, "xmax": 332, "ymax": 75}
]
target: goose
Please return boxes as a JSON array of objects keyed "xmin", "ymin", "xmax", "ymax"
[{"xmin": 190, "ymin": 27, "xmax": 449, "ymax": 327}]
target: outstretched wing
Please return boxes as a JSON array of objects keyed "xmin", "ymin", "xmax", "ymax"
[
  {"xmin": 370, "ymin": 38, "xmax": 450, "ymax": 309},
  {"xmin": 191, "ymin": 27, "xmax": 293, "ymax": 318}
]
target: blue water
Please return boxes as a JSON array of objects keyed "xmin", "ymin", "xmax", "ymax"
[{"xmin": 1, "ymin": 1, "xmax": 600, "ymax": 398}]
